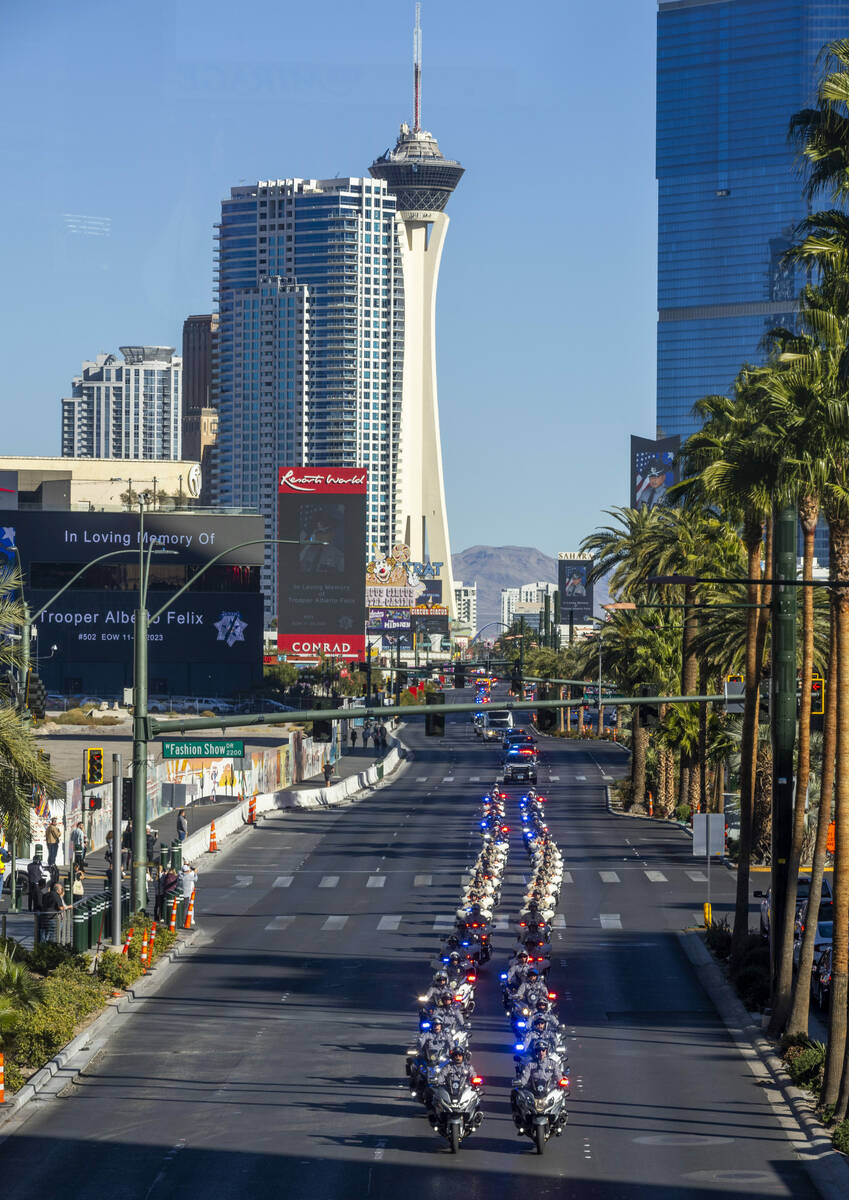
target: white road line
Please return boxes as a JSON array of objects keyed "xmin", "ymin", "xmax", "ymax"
[
  {"xmin": 319, "ymin": 876, "xmax": 340, "ymax": 888},
  {"xmin": 493, "ymin": 917, "xmax": 509, "ymax": 931},
  {"xmin": 553, "ymin": 914, "xmax": 566, "ymax": 929},
  {"xmin": 265, "ymin": 915, "xmax": 294, "ymax": 931},
  {"xmin": 576, "ymin": 775, "xmax": 587, "ymax": 781},
  {"xmin": 433, "ymin": 915, "xmax": 454, "ymax": 929},
  {"xmin": 273, "ymin": 876, "xmax": 294, "ymax": 888},
  {"xmin": 414, "ymin": 874, "xmax": 432, "ymax": 887},
  {"xmin": 234, "ymin": 875, "xmax": 253, "ymax": 888},
  {"xmin": 687, "ymin": 870, "xmax": 708, "ymax": 882},
  {"xmin": 377, "ymin": 915, "xmax": 401, "ymax": 930},
  {"xmin": 562, "ymin": 871, "xmax": 573, "ymax": 884},
  {"xmin": 549, "ymin": 775, "xmax": 560, "ymax": 781},
  {"xmin": 645, "ymin": 870, "xmax": 668, "ymax": 883},
  {"xmin": 470, "ymin": 776, "xmax": 481, "ymax": 782},
  {"xmin": 599, "ymin": 871, "xmax": 621, "ymax": 884},
  {"xmin": 417, "ymin": 777, "xmax": 429, "ymax": 782},
  {"xmin": 600, "ymin": 913, "xmax": 622, "ymax": 930},
  {"xmin": 322, "ymin": 915, "xmax": 349, "ymax": 931},
  {"xmin": 507, "ymin": 875, "xmax": 526, "ymax": 885},
  {"xmin": 367, "ymin": 875, "xmax": 386, "ymax": 888},
  {"xmin": 443, "ymin": 776, "xmax": 455, "ymax": 783}
]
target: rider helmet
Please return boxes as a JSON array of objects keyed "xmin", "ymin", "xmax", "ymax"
[
  {"xmin": 450, "ymin": 1046, "xmax": 465, "ymax": 1063},
  {"xmin": 535, "ymin": 999, "xmax": 550, "ymax": 1012},
  {"xmin": 532, "ymin": 1041, "xmax": 548, "ymax": 1061}
]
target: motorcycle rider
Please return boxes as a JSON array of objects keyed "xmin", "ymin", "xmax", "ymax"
[
  {"xmin": 435, "ymin": 992, "xmax": 468, "ymax": 1041},
  {"xmin": 411, "ymin": 1016, "xmax": 452, "ymax": 1098},
  {"xmin": 515, "ymin": 968, "xmax": 550, "ymax": 1009},
  {"xmin": 511, "ymin": 1041, "xmax": 566, "ymax": 1134},
  {"xmin": 505, "ymin": 948, "xmax": 532, "ymax": 990},
  {"xmin": 420, "ymin": 971, "xmax": 452, "ymax": 1007}
]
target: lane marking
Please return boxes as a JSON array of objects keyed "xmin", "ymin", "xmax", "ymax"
[
  {"xmin": 687, "ymin": 870, "xmax": 708, "ymax": 882},
  {"xmin": 319, "ymin": 876, "xmax": 340, "ymax": 888},
  {"xmin": 600, "ymin": 913, "xmax": 622, "ymax": 930},
  {"xmin": 645, "ymin": 870, "xmax": 668, "ymax": 883},
  {"xmin": 562, "ymin": 871, "xmax": 573, "ymax": 884},
  {"xmin": 599, "ymin": 871, "xmax": 621, "ymax": 883},
  {"xmin": 433, "ymin": 915, "xmax": 454, "ymax": 929},
  {"xmin": 470, "ymin": 776, "xmax": 481, "ymax": 782},
  {"xmin": 576, "ymin": 775, "xmax": 587, "ymax": 781},
  {"xmin": 507, "ymin": 875, "xmax": 526, "ymax": 885},
  {"xmin": 273, "ymin": 875, "xmax": 294, "ymax": 888},
  {"xmin": 322, "ymin": 915, "xmax": 349, "ymax": 930},
  {"xmin": 553, "ymin": 914, "xmax": 566, "ymax": 928},
  {"xmin": 367, "ymin": 875, "xmax": 386, "ymax": 888},
  {"xmin": 265, "ymin": 916, "xmax": 294, "ymax": 931},
  {"xmin": 417, "ymin": 777, "xmax": 429, "ymax": 782},
  {"xmin": 550, "ymin": 775, "xmax": 560, "ymax": 781},
  {"xmin": 377, "ymin": 915, "xmax": 401, "ymax": 930},
  {"xmin": 442, "ymin": 776, "xmax": 455, "ymax": 783},
  {"xmin": 414, "ymin": 874, "xmax": 432, "ymax": 887},
  {"xmin": 234, "ymin": 875, "xmax": 253, "ymax": 888}
]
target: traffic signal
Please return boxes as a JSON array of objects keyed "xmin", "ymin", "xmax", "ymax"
[
  {"xmin": 724, "ymin": 676, "xmax": 745, "ymax": 714},
  {"xmin": 396, "ymin": 670, "xmax": 408, "ymax": 691},
  {"xmin": 811, "ymin": 673, "xmax": 824, "ymax": 716},
  {"xmin": 454, "ymin": 668, "xmax": 465, "ymax": 689},
  {"xmin": 425, "ymin": 691, "xmax": 446, "ymax": 736},
  {"xmin": 84, "ymin": 746, "xmax": 104, "ymax": 785},
  {"xmin": 122, "ymin": 777, "xmax": 133, "ymax": 820},
  {"xmin": 88, "ymin": 793, "xmax": 103, "ymax": 811},
  {"xmin": 312, "ymin": 697, "xmax": 334, "ymax": 743},
  {"xmin": 25, "ymin": 670, "xmax": 47, "ymax": 720},
  {"xmin": 511, "ymin": 665, "xmax": 523, "ymax": 695},
  {"xmin": 536, "ymin": 684, "xmax": 557, "ymax": 733},
  {"xmin": 639, "ymin": 685, "xmax": 659, "ymax": 729}
]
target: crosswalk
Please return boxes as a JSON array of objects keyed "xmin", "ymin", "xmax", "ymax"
[
  {"xmin": 406, "ymin": 774, "xmax": 610, "ymax": 786},
  {"xmin": 238, "ymin": 867, "xmax": 689, "ymax": 893}
]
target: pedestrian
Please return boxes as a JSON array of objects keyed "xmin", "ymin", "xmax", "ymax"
[
  {"xmin": 155, "ymin": 866, "xmax": 179, "ymax": 920},
  {"xmin": 350, "ymin": 727, "xmax": 358, "ymax": 750},
  {"xmin": 146, "ymin": 825, "xmax": 158, "ymax": 865},
  {"xmin": 72, "ymin": 865, "xmax": 85, "ymax": 900},
  {"xmin": 70, "ymin": 820, "xmax": 87, "ymax": 867},
  {"xmin": 379, "ymin": 723, "xmax": 388, "ymax": 752},
  {"xmin": 27, "ymin": 856, "xmax": 43, "ymax": 912},
  {"xmin": 105, "ymin": 829, "xmax": 114, "ymax": 872},
  {"xmin": 121, "ymin": 820, "xmax": 133, "ymax": 874},
  {"xmin": 45, "ymin": 817, "xmax": 61, "ymax": 867},
  {"xmin": 38, "ymin": 881, "xmax": 68, "ymax": 943},
  {"xmin": 323, "ymin": 760, "xmax": 333, "ymax": 787},
  {"xmin": 180, "ymin": 862, "xmax": 197, "ymax": 901},
  {"xmin": 176, "ymin": 808, "xmax": 188, "ymax": 842}
]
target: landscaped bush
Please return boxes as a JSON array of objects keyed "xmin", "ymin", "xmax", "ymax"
[
  {"xmin": 785, "ymin": 1040, "xmax": 826, "ymax": 1091},
  {"xmin": 27, "ymin": 942, "xmax": 86, "ymax": 975},
  {"xmin": 704, "ymin": 916, "xmax": 732, "ymax": 960},
  {"xmin": 674, "ymin": 803, "xmax": 691, "ymax": 824},
  {"xmin": 833, "ymin": 1118, "xmax": 849, "ymax": 1155},
  {"xmin": 97, "ymin": 951, "xmax": 141, "ymax": 989}
]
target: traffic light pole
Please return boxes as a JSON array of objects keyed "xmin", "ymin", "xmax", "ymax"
[{"xmin": 112, "ymin": 753, "xmax": 122, "ymax": 948}]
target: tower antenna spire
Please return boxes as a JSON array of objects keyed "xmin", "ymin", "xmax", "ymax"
[{"xmin": 413, "ymin": 2, "xmax": 422, "ymax": 132}]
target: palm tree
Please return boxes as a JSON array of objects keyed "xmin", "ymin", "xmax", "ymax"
[{"xmin": 789, "ymin": 40, "xmax": 849, "ymax": 206}]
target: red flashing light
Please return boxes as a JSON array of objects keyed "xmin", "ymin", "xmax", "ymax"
[
  {"xmin": 558, "ymin": 1078, "xmax": 569, "ymax": 1088},
  {"xmin": 471, "ymin": 1076, "xmax": 483, "ymax": 1086},
  {"xmin": 548, "ymin": 992, "xmax": 557, "ymax": 999}
]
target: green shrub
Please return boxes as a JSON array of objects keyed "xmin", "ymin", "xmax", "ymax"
[
  {"xmin": 674, "ymin": 803, "xmax": 691, "ymax": 824},
  {"xmin": 786, "ymin": 1041, "xmax": 826, "ymax": 1090},
  {"xmin": 832, "ymin": 1118, "xmax": 849, "ymax": 1155},
  {"xmin": 97, "ymin": 951, "xmax": 141, "ymax": 989},
  {"xmin": 27, "ymin": 943, "xmax": 86, "ymax": 976},
  {"xmin": 733, "ymin": 964, "xmax": 771, "ymax": 1010},
  {"xmin": 12, "ymin": 1001, "xmax": 77, "ymax": 1065},
  {"xmin": 3, "ymin": 1058, "xmax": 25, "ymax": 1092},
  {"xmin": 704, "ymin": 917, "xmax": 732, "ymax": 960}
]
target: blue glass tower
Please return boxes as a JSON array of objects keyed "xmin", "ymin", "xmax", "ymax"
[{"xmin": 656, "ymin": 0, "xmax": 847, "ymax": 444}]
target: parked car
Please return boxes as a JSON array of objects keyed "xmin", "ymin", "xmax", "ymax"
[
  {"xmin": 793, "ymin": 898, "xmax": 834, "ymax": 968},
  {"xmin": 755, "ymin": 874, "xmax": 831, "ymax": 939}
]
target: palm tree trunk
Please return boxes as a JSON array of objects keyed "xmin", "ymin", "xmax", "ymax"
[
  {"xmin": 770, "ymin": 501, "xmax": 818, "ymax": 1034},
  {"xmin": 732, "ymin": 518, "xmax": 766, "ymax": 962},
  {"xmin": 633, "ymin": 722, "xmax": 648, "ymax": 809},
  {"xmin": 698, "ymin": 660, "xmax": 709, "ymax": 812},
  {"xmin": 678, "ymin": 587, "xmax": 700, "ymax": 805},
  {"xmin": 788, "ymin": 598, "xmax": 836, "ymax": 1035},
  {"xmin": 823, "ymin": 521, "xmax": 849, "ymax": 1109}
]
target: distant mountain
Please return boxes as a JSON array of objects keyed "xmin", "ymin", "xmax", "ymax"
[{"xmin": 452, "ymin": 545, "xmax": 557, "ymax": 634}]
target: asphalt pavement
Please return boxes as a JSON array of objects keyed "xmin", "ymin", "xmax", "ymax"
[{"xmin": 0, "ymin": 695, "xmax": 818, "ymax": 1198}]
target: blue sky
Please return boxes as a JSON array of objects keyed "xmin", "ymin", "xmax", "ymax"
[{"xmin": 0, "ymin": 0, "xmax": 658, "ymax": 558}]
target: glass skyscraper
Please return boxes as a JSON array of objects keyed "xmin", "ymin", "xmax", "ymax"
[
  {"xmin": 213, "ymin": 177, "xmax": 404, "ymax": 619},
  {"xmin": 656, "ymin": 0, "xmax": 847, "ymax": 442}
]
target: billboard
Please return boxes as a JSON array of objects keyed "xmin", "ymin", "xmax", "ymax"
[
  {"xmin": 630, "ymin": 435, "xmax": 680, "ymax": 509},
  {"xmin": 558, "ymin": 556, "xmax": 594, "ymax": 625},
  {"xmin": 277, "ymin": 467, "xmax": 367, "ymax": 659},
  {"xmin": 0, "ymin": 509, "xmax": 264, "ymax": 694},
  {"xmin": 367, "ymin": 607, "xmax": 412, "ymax": 633}
]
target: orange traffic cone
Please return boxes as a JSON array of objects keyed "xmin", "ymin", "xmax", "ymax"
[
  {"xmin": 248, "ymin": 795, "xmax": 256, "ymax": 825},
  {"xmin": 169, "ymin": 896, "xmax": 178, "ymax": 933},
  {"xmin": 0, "ymin": 1051, "xmax": 4, "ymax": 1104},
  {"xmin": 140, "ymin": 927, "xmax": 149, "ymax": 973},
  {"xmin": 121, "ymin": 925, "xmax": 134, "ymax": 956},
  {"xmin": 184, "ymin": 887, "xmax": 196, "ymax": 930},
  {"xmin": 209, "ymin": 821, "xmax": 218, "ymax": 853},
  {"xmin": 648, "ymin": 792, "xmax": 654, "ymax": 818}
]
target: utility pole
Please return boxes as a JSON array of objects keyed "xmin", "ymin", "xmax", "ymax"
[
  {"xmin": 770, "ymin": 503, "xmax": 797, "ymax": 993},
  {"xmin": 112, "ymin": 753, "xmax": 122, "ymax": 948}
]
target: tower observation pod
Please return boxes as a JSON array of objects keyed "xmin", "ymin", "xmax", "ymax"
[{"xmin": 369, "ymin": 3, "xmax": 463, "ymax": 620}]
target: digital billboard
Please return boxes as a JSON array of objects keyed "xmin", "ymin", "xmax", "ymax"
[
  {"xmin": 558, "ymin": 555, "xmax": 594, "ymax": 625},
  {"xmin": 0, "ymin": 509, "xmax": 264, "ymax": 695},
  {"xmin": 630, "ymin": 435, "xmax": 680, "ymax": 509},
  {"xmin": 367, "ymin": 607, "xmax": 412, "ymax": 633},
  {"xmin": 277, "ymin": 467, "xmax": 367, "ymax": 659}
]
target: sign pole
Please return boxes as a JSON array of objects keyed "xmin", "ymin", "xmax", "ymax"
[{"xmin": 112, "ymin": 753, "xmax": 122, "ymax": 948}]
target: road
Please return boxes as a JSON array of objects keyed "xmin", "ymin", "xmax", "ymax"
[{"xmin": 1, "ymin": 700, "xmax": 816, "ymax": 1198}]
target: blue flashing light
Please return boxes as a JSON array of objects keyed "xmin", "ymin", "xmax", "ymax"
[
  {"xmin": 517, "ymin": 1020, "xmax": 527, "ymax": 1029},
  {"xmin": 515, "ymin": 1044, "xmax": 525, "ymax": 1052},
  {"xmin": 421, "ymin": 1021, "xmax": 431, "ymax": 1030}
]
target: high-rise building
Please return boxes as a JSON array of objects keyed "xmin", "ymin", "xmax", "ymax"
[
  {"xmin": 656, "ymin": 0, "xmax": 846, "ymax": 443},
  {"xmin": 214, "ymin": 10, "xmax": 463, "ymax": 625},
  {"xmin": 213, "ymin": 176, "xmax": 404, "ymax": 620},
  {"xmin": 501, "ymin": 581, "xmax": 557, "ymax": 630},
  {"xmin": 182, "ymin": 314, "xmax": 218, "ymax": 504},
  {"xmin": 370, "ymin": 4, "xmax": 463, "ymax": 619},
  {"xmin": 61, "ymin": 347, "xmax": 181, "ymax": 461},
  {"xmin": 453, "ymin": 580, "xmax": 477, "ymax": 635}
]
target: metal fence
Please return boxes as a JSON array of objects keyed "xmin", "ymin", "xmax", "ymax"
[{"xmin": 35, "ymin": 888, "xmax": 132, "ymax": 951}]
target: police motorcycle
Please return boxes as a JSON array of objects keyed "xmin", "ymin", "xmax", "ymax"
[
  {"xmin": 513, "ymin": 1014, "xmax": 569, "ymax": 1068},
  {"xmin": 426, "ymin": 1047, "xmax": 485, "ymax": 1152},
  {"xmin": 511, "ymin": 1043, "xmax": 570, "ymax": 1154}
]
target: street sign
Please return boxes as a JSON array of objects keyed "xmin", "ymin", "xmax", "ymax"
[
  {"xmin": 693, "ymin": 813, "xmax": 725, "ymax": 857},
  {"xmin": 161, "ymin": 739, "xmax": 245, "ymax": 759},
  {"xmin": 827, "ymin": 821, "xmax": 836, "ymax": 854}
]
